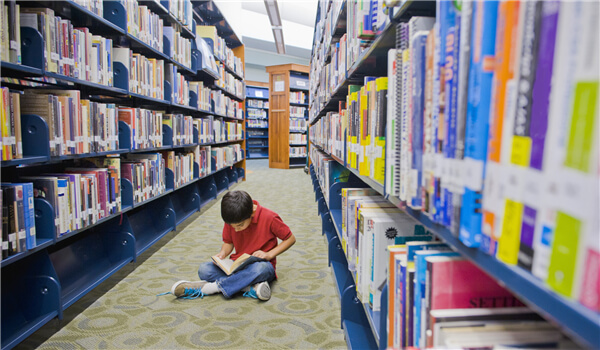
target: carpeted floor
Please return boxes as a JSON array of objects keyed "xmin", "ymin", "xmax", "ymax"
[{"xmin": 19, "ymin": 159, "xmax": 346, "ymax": 349}]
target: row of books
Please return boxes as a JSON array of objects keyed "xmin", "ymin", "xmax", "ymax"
[
  {"xmin": 290, "ymin": 106, "xmax": 306, "ymax": 118},
  {"xmin": 247, "ymin": 120, "xmax": 267, "ymax": 128},
  {"xmin": 18, "ymin": 7, "xmax": 114, "ymax": 85},
  {"xmin": 247, "ymin": 99, "xmax": 268, "ymax": 109},
  {"xmin": 247, "ymin": 109, "xmax": 267, "ymax": 120},
  {"xmin": 289, "ymin": 134, "xmax": 307, "ymax": 144},
  {"xmin": 2, "ymin": 159, "xmax": 122, "ymax": 244},
  {"xmin": 310, "ymin": 0, "xmax": 599, "ymax": 314},
  {"xmin": 386, "ymin": 1, "xmax": 599, "ymax": 309},
  {"xmin": 162, "ymin": 114, "xmax": 194, "ymax": 146},
  {"xmin": 189, "ymin": 81, "xmax": 244, "ymax": 119},
  {"xmin": 386, "ymin": 241, "xmax": 570, "ymax": 349},
  {"xmin": 122, "ymin": 153, "xmax": 166, "ymax": 205},
  {"xmin": 290, "ymin": 118, "xmax": 307, "ymax": 131},
  {"xmin": 0, "ymin": 1, "xmax": 21, "ymax": 64},
  {"xmin": 164, "ymin": 26, "xmax": 192, "ymax": 68},
  {"xmin": 215, "ymin": 64, "xmax": 245, "ymax": 99},
  {"xmin": 160, "ymin": 0, "xmax": 194, "ymax": 31},
  {"xmin": 168, "ymin": 65, "xmax": 189, "ymax": 106},
  {"xmin": 114, "ymin": 47, "xmax": 165, "ymax": 100},
  {"xmin": 73, "ymin": 0, "xmax": 104, "ymax": 16},
  {"xmin": 1, "ymin": 183, "xmax": 35, "ymax": 258},
  {"xmin": 289, "ymin": 146, "xmax": 306, "ymax": 157},
  {"xmin": 213, "ymin": 120, "xmax": 243, "ymax": 144},
  {"xmin": 311, "ymin": 151, "xmax": 572, "ymax": 349},
  {"xmin": 289, "ymin": 91, "xmax": 307, "ymax": 104},
  {"xmin": 309, "ymin": 109, "xmax": 344, "ymax": 160},
  {"xmin": 162, "ymin": 149, "xmax": 196, "ymax": 189},
  {"xmin": 196, "ymin": 25, "xmax": 244, "ymax": 78},
  {"xmin": 310, "ymin": 0, "xmax": 389, "ymax": 117},
  {"xmin": 6, "ymin": 89, "xmax": 120, "ymax": 158},
  {"xmin": 1, "ymin": 88, "xmax": 23, "ymax": 160},
  {"xmin": 212, "ymin": 144, "xmax": 243, "ymax": 170},
  {"xmin": 120, "ymin": 0, "xmax": 165, "ymax": 52}
]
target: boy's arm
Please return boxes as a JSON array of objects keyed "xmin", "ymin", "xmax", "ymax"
[
  {"xmin": 252, "ymin": 233, "xmax": 296, "ymax": 261},
  {"xmin": 215, "ymin": 242, "xmax": 234, "ymax": 259}
]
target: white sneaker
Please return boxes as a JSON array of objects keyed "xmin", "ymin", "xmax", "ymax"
[{"xmin": 254, "ymin": 281, "xmax": 271, "ymax": 301}]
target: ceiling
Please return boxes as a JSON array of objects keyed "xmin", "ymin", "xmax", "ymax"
[{"xmin": 213, "ymin": 0, "xmax": 317, "ymax": 61}]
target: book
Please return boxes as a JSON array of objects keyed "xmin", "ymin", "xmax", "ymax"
[
  {"xmin": 459, "ymin": 0, "xmax": 499, "ymax": 247},
  {"xmin": 517, "ymin": 0, "xmax": 559, "ymax": 271},
  {"xmin": 413, "ymin": 249, "xmax": 458, "ymax": 348},
  {"xmin": 386, "ymin": 245, "xmax": 406, "ymax": 349},
  {"xmin": 423, "ymin": 256, "xmax": 524, "ymax": 348},
  {"xmin": 481, "ymin": 0, "xmax": 522, "ymax": 256},
  {"xmin": 211, "ymin": 253, "xmax": 262, "ymax": 276}
]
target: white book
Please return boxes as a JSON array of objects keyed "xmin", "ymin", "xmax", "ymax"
[{"xmin": 530, "ymin": 1, "xmax": 582, "ymax": 280}]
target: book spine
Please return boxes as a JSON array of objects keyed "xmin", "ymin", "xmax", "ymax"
[
  {"xmin": 410, "ymin": 33, "xmax": 427, "ymax": 209},
  {"xmin": 517, "ymin": 1, "xmax": 559, "ymax": 271},
  {"xmin": 459, "ymin": 1, "xmax": 499, "ymax": 248},
  {"xmin": 497, "ymin": 1, "xmax": 543, "ymax": 266}
]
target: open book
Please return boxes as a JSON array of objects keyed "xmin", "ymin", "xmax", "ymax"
[{"xmin": 211, "ymin": 253, "xmax": 263, "ymax": 275}]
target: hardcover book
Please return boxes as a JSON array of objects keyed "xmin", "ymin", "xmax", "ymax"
[{"xmin": 211, "ymin": 253, "xmax": 263, "ymax": 276}]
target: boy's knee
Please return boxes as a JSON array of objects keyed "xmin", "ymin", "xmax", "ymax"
[{"xmin": 197, "ymin": 262, "xmax": 214, "ymax": 279}]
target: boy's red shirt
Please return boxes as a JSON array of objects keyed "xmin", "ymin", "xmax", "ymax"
[{"xmin": 222, "ymin": 200, "xmax": 292, "ymax": 271}]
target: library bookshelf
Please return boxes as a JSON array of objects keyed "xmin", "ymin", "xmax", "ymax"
[
  {"xmin": 0, "ymin": 1, "xmax": 245, "ymax": 348},
  {"xmin": 309, "ymin": 1, "xmax": 599, "ymax": 349},
  {"xmin": 265, "ymin": 63, "xmax": 309, "ymax": 169},
  {"xmin": 245, "ymin": 80, "xmax": 269, "ymax": 159}
]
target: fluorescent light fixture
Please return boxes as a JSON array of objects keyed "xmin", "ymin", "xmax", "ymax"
[
  {"xmin": 264, "ymin": 0, "xmax": 282, "ymax": 27},
  {"xmin": 264, "ymin": 0, "xmax": 285, "ymax": 54},
  {"xmin": 273, "ymin": 27, "xmax": 285, "ymax": 54}
]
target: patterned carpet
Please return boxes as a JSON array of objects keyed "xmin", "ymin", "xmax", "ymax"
[{"xmin": 19, "ymin": 159, "xmax": 347, "ymax": 350}]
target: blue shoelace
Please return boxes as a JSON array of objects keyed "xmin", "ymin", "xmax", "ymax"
[
  {"xmin": 157, "ymin": 287, "xmax": 205, "ymax": 299},
  {"xmin": 243, "ymin": 287, "xmax": 257, "ymax": 299}
]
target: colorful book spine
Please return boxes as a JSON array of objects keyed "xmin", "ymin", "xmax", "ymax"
[
  {"xmin": 514, "ymin": 1, "xmax": 559, "ymax": 271},
  {"xmin": 481, "ymin": 0, "xmax": 521, "ymax": 255},
  {"xmin": 409, "ymin": 32, "xmax": 428, "ymax": 209},
  {"xmin": 459, "ymin": 0, "xmax": 499, "ymax": 247},
  {"xmin": 546, "ymin": 0, "xmax": 599, "ymax": 299},
  {"xmin": 497, "ymin": 1, "xmax": 543, "ymax": 266}
]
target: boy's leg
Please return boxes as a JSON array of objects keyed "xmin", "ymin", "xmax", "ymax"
[
  {"xmin": 216, "ymin": 261, "xmax": 275, "ymax": 298},
  {"xmin": 198, "ymin": 261, "xmax": 228, "ymax": 282}
]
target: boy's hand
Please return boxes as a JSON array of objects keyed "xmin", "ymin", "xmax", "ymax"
[
  {"xmin": 252, "ymin": 250, "xmax": 272, "ymax": 261},
  {"xmin": 215, "ymin": 252, "xmax": 228, "ymax": 259}
]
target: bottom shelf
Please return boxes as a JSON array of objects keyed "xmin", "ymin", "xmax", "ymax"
[
  {"xmin": 342, "ymin": 320, "xmax": 379, "ymax": 350},
  {"xmin": 1, "ymin": 167, "xmax": 244, "ymax": 350}
]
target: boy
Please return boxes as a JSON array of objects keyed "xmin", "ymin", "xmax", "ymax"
[{"xmin": 165, "ymin": 190, "xmax": 296, "ymax": 301}]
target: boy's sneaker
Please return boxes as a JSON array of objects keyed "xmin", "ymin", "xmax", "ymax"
[
  {"xmin": 243, "ymin": 281, "xmax": 271, "ymax": 301},
  {"xmin": 171, "ymin": 280, "xmax": 207, "ymax": 299}
]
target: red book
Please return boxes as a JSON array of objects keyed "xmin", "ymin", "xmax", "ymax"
[{"xmin": 424, "ymin": 256, "xmax": 524, "ymax": 348}]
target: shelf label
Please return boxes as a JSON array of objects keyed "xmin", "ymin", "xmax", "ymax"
[{"xmin": 463, "ymin": 157, "xmax": 484, "ymax": 192}]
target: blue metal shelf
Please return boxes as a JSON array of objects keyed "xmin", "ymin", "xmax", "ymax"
[
  {"xmin": 0, "ymin": 61, "xmax": 43, "ymax": 76},
  {"xmin": 211, "ymin": 84, "xmax": 244, "ymax": 101}
]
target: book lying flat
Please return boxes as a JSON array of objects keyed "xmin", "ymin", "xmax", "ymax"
[{"xmin": 211, "ymin": 253, "xmax": 264, "ymax": 275}]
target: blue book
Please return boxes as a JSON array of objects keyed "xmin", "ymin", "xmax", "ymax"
[
  {"xmin": 440, "ymin": 1, "xmax": 460, "ymax": 228},
  {"xmin": 413, "ymin": 249, "xmax": 459, "ymax": 348},
  {"xmin": 432, "ymin": 0, "xmax": 449, "ymax": 225},
  {"xmin": 9, "ymin": 183, "xmax": 36, "ymax": 250},
  {"xmin": 410, "ymin": 32, "xmax": 428, "ymax": 209},
  {"xmin": 459, "ymin": 0, "xmax": 499, "ymax": 247}
]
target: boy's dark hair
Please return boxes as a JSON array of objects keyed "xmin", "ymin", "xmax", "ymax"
[{"xmin": 221, "ymin": 190, "xmax": 253, "ymax": 224}]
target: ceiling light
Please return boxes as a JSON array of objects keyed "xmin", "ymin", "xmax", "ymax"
[
  {"xmin": 264, "ymin": 0, "xmax": 282, "ymax": 27},
  {"xmin": 273, "ymin": 27, "xmax": 285, "ymax": 54}
]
